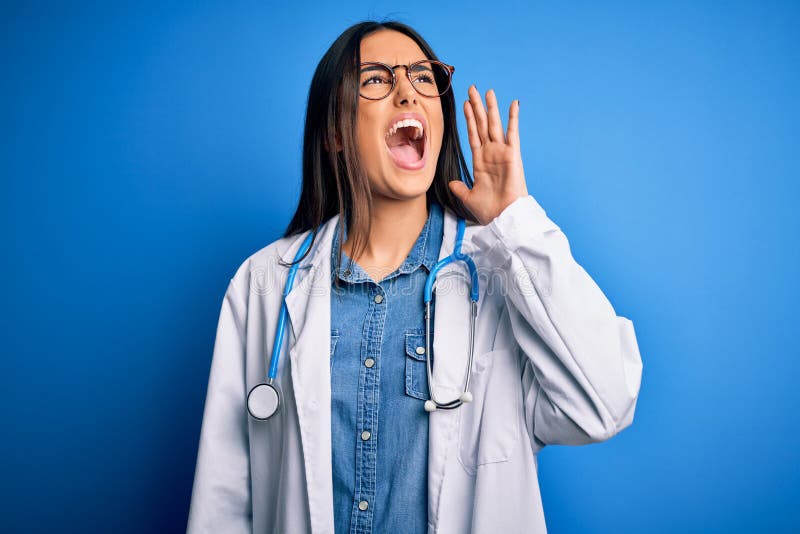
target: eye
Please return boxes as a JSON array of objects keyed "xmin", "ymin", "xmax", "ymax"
[
  {"xmin": 360, "ymin": 66, "xmax": 393, "ymax": 87},
  {"xmin": 362, "ymin": 75, "xmax": 390, "ymax": 85}
]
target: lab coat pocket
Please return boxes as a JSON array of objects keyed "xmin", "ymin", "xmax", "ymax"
[
  {"xmin": 404, "ymin": 329, "xmax": 429, "ymax": 400},
  {"xmin": 458, "ymin": 348, "xmax": 520, "ymax": 475}
]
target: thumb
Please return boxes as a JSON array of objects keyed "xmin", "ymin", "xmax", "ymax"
[{"xmin": 448, "ymin": 180, "xmax": 471, "ymax": 203}]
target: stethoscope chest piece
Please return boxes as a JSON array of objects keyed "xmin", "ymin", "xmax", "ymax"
[{"xmin": 247, "ymin": 383, "xmax": 280, "ymax": 420}]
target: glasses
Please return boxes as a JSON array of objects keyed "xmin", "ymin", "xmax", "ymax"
[{"xmin": 358, "ymin": 59, "xmax": 455, "ymax": 100}]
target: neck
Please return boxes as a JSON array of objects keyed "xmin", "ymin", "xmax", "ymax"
[{"xmin": 343, "ymin": 195, "xmax": 429, "ymax": 281}]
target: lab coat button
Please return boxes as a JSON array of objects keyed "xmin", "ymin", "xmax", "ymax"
[
  {"xmin": 364, "ymin": 358, "xmax": 375, "ymax": 368},
  {"xmin": 374, "ymin": 294, "xmax": 384, "ymax": 304},
  {"xmin": 361, "ymin": 430, "xmax": 371, "ymax": 440},
  {"xmin": 415, "ymin": 346, "xmax": 425, "ymax": 355},
  {"xmin": 358, "ymin": 500, "xmax": 369, "ymax": 511}
]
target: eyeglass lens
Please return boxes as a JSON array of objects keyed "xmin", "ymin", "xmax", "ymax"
[{"xmin": 359, "ymin": 61, "xmax": 452, "ymax": 99}]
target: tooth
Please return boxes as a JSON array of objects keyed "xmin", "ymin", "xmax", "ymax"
[{"xmin": 386, "ymin": 118, "xmax": 424, "ymax": 139}]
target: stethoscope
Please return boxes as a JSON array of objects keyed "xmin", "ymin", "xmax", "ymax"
[{"xmin": 247, "ymin": 216, "xmax": 479, "ymax": 420}]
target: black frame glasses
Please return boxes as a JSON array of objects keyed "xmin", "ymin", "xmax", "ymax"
[{"xmin": 358, "ymin": 59, "xmax": 456, "ymax": 100}]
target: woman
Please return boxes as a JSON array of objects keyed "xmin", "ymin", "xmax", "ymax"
[{"xmin": 187, "ymin": 20, "xmax": 642, "ymax": 534}]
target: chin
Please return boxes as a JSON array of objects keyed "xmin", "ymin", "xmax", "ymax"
[{"xmin": 373, "ymin": 169, "xmax": 433, "ymax": 201}]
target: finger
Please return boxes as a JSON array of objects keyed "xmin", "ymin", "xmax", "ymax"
[
  {"xmin": 468, "ymin": 85, "xmax": 489, "ymax": 145},
  {"xmin": 507, "ymin": 100, "xmax": 520, "ymax": 147},
  {"xmin": 463, "ymin": 99, "xmax": 481, "ymax": 152},
  {"xmin": 486, "ymin": 89, "xmax": 505, "ymax": 143}
]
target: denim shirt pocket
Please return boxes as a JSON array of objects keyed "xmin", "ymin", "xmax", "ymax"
[{"xmin": 404, "ymin": 328, "xmax": 429, "ymax": 400}]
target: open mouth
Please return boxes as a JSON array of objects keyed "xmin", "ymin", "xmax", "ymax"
[{"xmin": 384, "ymin": 119, "xmax": 427, "ymax": 170}]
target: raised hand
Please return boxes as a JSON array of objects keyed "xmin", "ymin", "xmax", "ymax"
[{"xmin": 449, "ymin": 85, "xmax": 529, "ymax": 225}]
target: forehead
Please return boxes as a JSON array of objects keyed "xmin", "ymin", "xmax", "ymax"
[{"xmin": 360, "ymin": 30, "xmax": 428, "ymax": 64}]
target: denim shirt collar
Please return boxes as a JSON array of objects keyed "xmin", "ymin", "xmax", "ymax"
[{"xmin": 331, "ymin": 201, "xmax": 443, "ymax": 284}]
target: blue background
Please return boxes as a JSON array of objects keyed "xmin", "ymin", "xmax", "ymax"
[{"xmin": 2, "ymin": 1, "xmax": 798, "ymax": 532}]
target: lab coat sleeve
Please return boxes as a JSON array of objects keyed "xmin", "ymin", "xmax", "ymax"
[
  {"xmin": 186, "ymin": 278, "xmax": 252, "ymax": 533},
  {"xmin": 471, "ymin": 195, "xmax": 643, "ymax": 453}
]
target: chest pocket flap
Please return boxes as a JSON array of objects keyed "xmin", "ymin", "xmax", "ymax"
[{"xmin": 405, "ymin": 329, "xmax": 429, "ymax": 400}]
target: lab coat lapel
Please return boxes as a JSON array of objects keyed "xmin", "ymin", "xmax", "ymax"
[
  {"xmin": 431, "ymin": 207, "xmax": 477, "ymax": 399},
  {"xmin": 427, "ymin": 207, "xmax": 479, "ymax": 527},
  {"xmin": 284, "ymin": 215, "xmax": 338, "ymax": 534}
]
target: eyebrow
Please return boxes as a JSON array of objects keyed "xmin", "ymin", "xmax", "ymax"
[
  {"xmin": 409, "ymin": 63, "xmax": 433, "ymax": 73},
  {"xmin": 359, "ymin": 63, "xmax": 434, "ymax": 73},
  {"xmin": 360, "ymin": 64, "xmax": 388, "ymax": 73}
]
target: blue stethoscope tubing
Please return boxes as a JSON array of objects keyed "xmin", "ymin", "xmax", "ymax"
[
  {"xmin": 246, "ymin": 229, "xmax": 316, "ymax": 420},
  {"xmin": 423, "ymin": 215, "xmax": 479, "ymax": 412},
  {"xmin": 246, "ymin": 216, "xmax": 479, "ymax": 420}
]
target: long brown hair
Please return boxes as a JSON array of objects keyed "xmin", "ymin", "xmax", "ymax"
[{"xmin": 282, "ymin": 20, "xmax": 476, "ymax": 270}]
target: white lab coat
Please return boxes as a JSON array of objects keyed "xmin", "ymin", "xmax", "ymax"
[{"xmin": 186, "ymin": 194, "xmax": 643, "ymax": 533}]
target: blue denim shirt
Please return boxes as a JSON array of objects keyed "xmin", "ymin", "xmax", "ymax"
[{"xmin": 329, "ymin": 201, "xmax": 444, "ymax": 534}]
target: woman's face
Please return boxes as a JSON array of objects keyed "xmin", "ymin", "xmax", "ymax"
[{"xmin": 354, "ymin": 30, "xmax": 445, "ymax": 202}]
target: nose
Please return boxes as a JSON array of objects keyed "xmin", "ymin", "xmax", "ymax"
[{"xmin": 393, "ymin": 66, "xmax": 418, "ymax": 105}]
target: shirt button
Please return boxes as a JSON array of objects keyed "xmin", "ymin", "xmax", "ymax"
[
  {"xmin": 358, "ymin": 500, "xmax": 369, "ymax": 511},
  {"xmin": 415, "ymin": 346, "xmax": 425, "ymax": 355},
  {"xmin": 361, "ymin": 430, "xmax": 371, "ymax": 441},
  {"xmin": 364, "ymin": 358, "xmax": 375, "ymax": 368},
  {"xmin": 373, "ymin": 294, "xmax": 384, "ymax": 304},
  {"xmin": 343, "ymin": 269, "xmax": 351, "ymax": 277}
]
